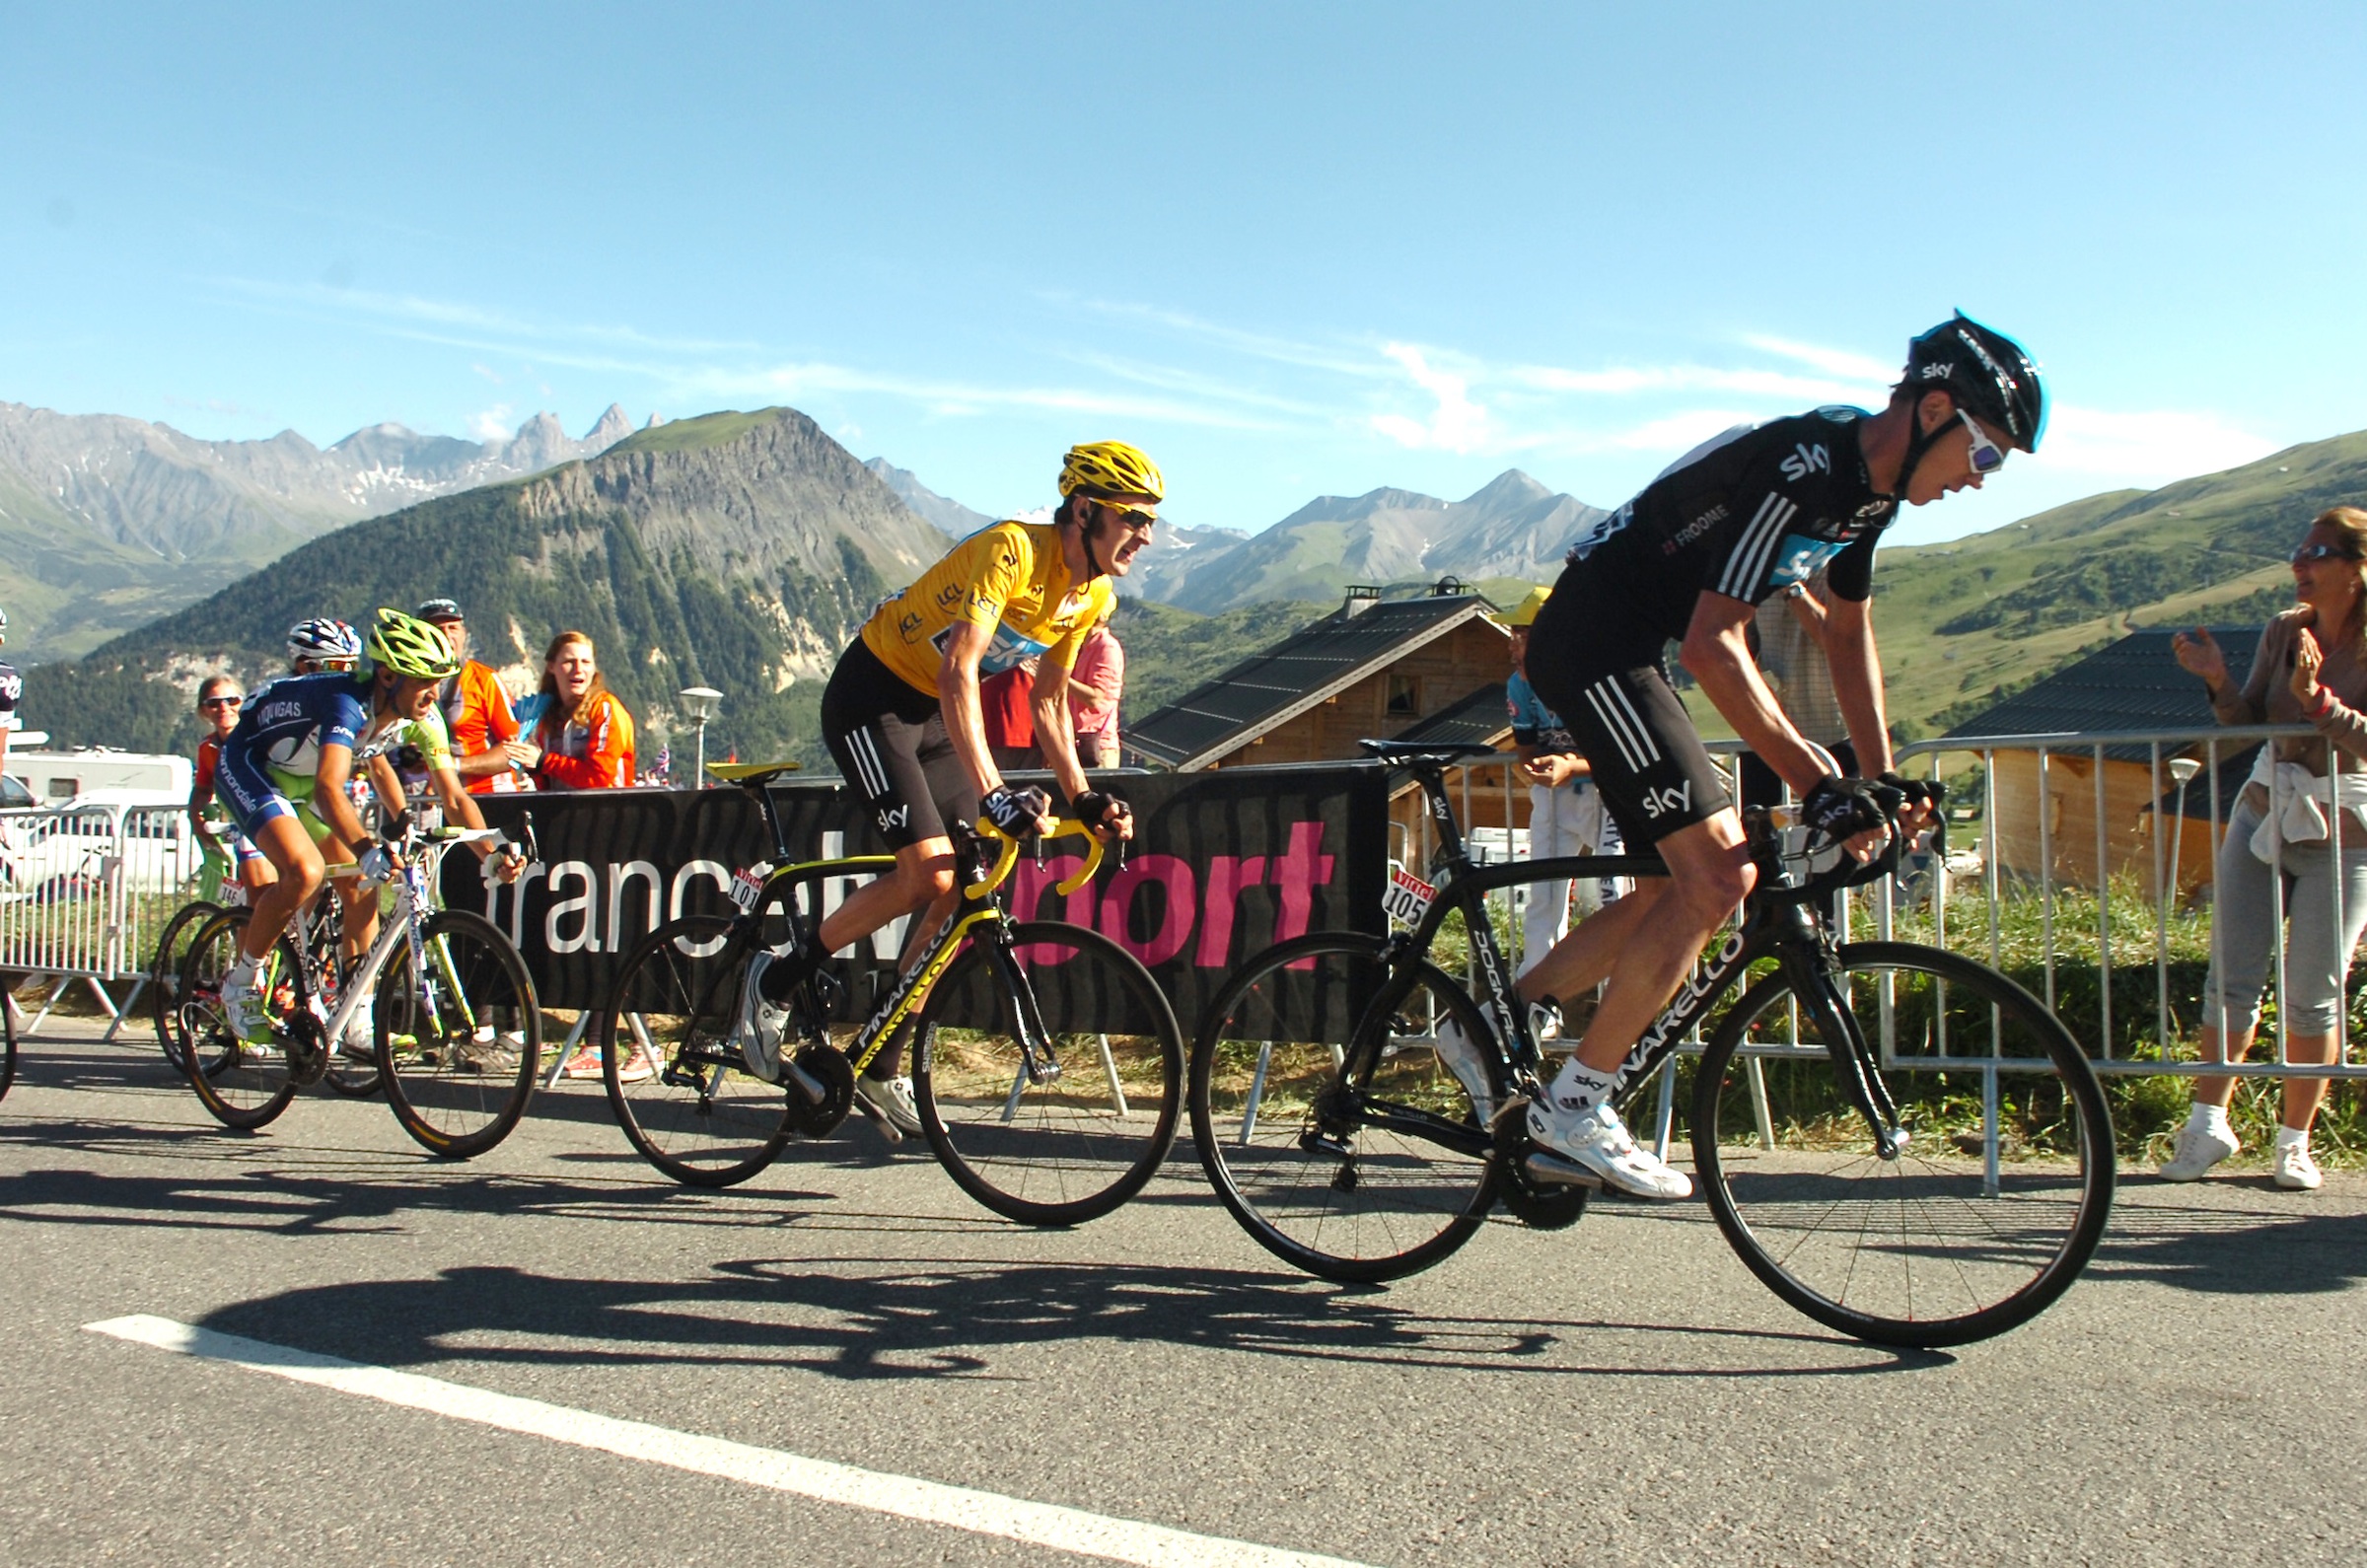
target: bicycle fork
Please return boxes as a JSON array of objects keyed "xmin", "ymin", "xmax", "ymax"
[{"xmin": 1778, "ymin": 937, "xmax": 1907, "ymax": 1159}]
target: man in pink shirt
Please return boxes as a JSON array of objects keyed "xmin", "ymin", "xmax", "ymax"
[{"xmin": 1067, "ymin": 620, "xmax": 1124, "ymax": 768}]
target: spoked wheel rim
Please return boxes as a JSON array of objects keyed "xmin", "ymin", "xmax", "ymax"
[{"xmin": 1691, "ymin": 942, "xmax": 2114, "ymax": 1347}]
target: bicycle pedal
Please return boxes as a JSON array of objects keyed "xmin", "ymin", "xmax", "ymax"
[
  {"xmin": 1521, "ymin": 1150, "xmax": 1604, "ymax": 1189},
  {"xmin": 1297, "ymin": 1126, "xmax": 1351, "ymax": 1159}
]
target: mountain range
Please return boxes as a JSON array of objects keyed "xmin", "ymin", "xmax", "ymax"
[
  {"xmin": 29, "ymin": 407, "xmax": 948, "ymax": 763},
  {"xmin": 0, "ymin": 402, "xmax": 646, "ymax": 659}
]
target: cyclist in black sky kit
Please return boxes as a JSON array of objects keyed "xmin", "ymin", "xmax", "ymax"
[{"xmin": 1489, "ymin": 314, "xmax": 2044, "ymax": 1198}]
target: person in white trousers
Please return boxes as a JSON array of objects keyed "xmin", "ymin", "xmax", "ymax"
[{"xmin": 1496, "ymin": 588, "xmax": 1622, "ymax": 1032}]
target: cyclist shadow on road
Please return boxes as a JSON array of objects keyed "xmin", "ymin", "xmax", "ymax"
[
  {"xmin": 2088, "ymin": 1196, "xmax": 2367, "ymax": 1297},
  {"xmin": 190, "ymin": 1258, "xmax": 1945, "ymax": 1383}
]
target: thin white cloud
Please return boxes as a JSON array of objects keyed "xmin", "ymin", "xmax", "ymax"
[
  {"xmin": 1745, "ymin": 333, "xmax": 1901, "ymax": 386},
  {"xmin": 1510, "ymin": 362, "xmax": 1868, "ymax": 403},
  {"xmin": 466, "ymin": 403, "xmax": 515, "ymax": 442},
  {"xmin": 1370, "ymin": 343, "xmax": 1493, "ymax": 453}
]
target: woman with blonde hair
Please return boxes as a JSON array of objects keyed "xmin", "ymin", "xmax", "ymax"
[
  {"xmin": 514, "ymin": 630, "xmax": 636, "ymax": 791},
  {"xmin": 2167, "ymin": 505, "xmax": 2367, "ymax": 1189}
]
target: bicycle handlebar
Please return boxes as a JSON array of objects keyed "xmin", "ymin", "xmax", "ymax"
[
  {"xmin": 968, "ymin": 817, "xmax": 1108, "ymax": 900},
  {"xmin": 1750, "ymin": 781, "xmax": 1943, "ymax": 906}
]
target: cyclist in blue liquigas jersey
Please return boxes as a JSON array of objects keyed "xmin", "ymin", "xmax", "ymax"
[{"xmin": 213, "ymin": 608, "xmax": 521, "ymax": 1048}]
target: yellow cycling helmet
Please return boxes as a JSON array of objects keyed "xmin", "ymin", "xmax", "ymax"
[
  {"xmin": 1057, "ymin": 441, "xmax": 1165, "ymax": 504},
  {"xmin": 365, "ymin": 606, "xmax": 461, "ymax": 679},
  {"xmin": 1487, "ymin": 586, "xmax": 1552, "ymax": 629}
]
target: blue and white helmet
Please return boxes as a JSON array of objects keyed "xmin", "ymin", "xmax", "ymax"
[{"xmin": 286, "ymin": 616, "xmax": 362, "ymax": 665}]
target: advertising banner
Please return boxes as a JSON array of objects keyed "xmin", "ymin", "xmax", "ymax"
[{"xmin": 443, "ymin": 762, "xmax": 1391, "ymax": 1036}]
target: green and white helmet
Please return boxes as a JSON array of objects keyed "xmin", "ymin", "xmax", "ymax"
[{"xmin": 364, "ymin": 606, "xmax": 460, "ymax": 679}]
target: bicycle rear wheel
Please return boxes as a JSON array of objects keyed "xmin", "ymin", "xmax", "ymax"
[
  {"xmin": 150, "ymin": 899, "xmax": 224, "ymax": 1075},
  {"xmin": 912, "ymin": 919, "xmax": 1183, "ymax": 1226},
  {"xmin": 1189, "ymin": 932, "xmax": 1500, "ymax": 1283},
  {"xmin": 601, "ymin": 916, "xmax": 794, "ymax": 1187},
  {"xmin": 179, "ymin": 908, "xmax": 298, "ymax": 1131},
  {"xmin": 1691, "ymin": 941, "xmax": 2115, "ymax": 1347},
  {"xmin": 378, "ymin": 911, "xmax": 540, "ymax": 1158}
]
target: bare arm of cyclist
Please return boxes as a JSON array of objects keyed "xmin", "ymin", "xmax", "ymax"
[
  {"xmin": 1824, "ymin": 598, "xmax": 1936, "ymax": 840},
  {"xmin": 312, "ymin": 742, "xmax": 373, "ymax": 861},
  {"xmin": 1679, "ymin": 591, "xmax": 1836, "ymax": 795},
  {"xmin": 425, "ymin": 764, "xmax": 525, "ymax": 882},
  {"xmin": 935, "ymin": 619, "xmax": 1052, "ymax": 834}
]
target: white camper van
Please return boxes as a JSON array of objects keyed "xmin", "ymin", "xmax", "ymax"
[{"xmin": 4, "ymin": 747, "xmax": 193, "ymax": 807}]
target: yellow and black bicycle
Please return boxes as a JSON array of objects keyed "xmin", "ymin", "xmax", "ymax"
[{"xmin": 596, "ymin": 764, "xmax": 1184, "ymax": 1226}]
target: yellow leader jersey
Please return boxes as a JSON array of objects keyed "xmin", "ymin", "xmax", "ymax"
[{"xmin": 860, "ymin": 520, "xmax": 1116, "ymax": 697}]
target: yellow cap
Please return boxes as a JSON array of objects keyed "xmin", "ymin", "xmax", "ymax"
[{"xmin": 1487, "ymin": 586, "xmax": 1551, "ymax": 629}]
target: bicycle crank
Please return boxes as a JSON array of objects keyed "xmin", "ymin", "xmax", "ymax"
[{"xmin": 782, "ymin": 1043, "xmax": 854, "ymax": 1136}]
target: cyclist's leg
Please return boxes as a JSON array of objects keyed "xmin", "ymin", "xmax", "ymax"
[
  {"xmin": 214, "ymin": 752, "xmax": 323, "ymax": 962},
  {"xmin": 813, "ymin": 651, "xmax": 964, "ymax": 963}
]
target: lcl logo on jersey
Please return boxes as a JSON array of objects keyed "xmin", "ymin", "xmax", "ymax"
[
  {"xmin": 1779, "ymin": 443, "xmax": 1829, "ymax": 482},
  {"xmin": 1640, "ymin": 781, "xmax": 1691, "ymax": 819}
]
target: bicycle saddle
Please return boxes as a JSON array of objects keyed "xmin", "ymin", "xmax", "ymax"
[
  {"xmin": 705, "ymin": 760, "xmax": 803, "ymax": 786},
  {"xmin": 1356, "ymin": 739, "xmax": 1502, "ymax": 763}
]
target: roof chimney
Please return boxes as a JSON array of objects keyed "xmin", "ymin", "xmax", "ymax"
[{"xmin": 1342, "ymin": 584, "xmax": 1384, "ymax": 616}]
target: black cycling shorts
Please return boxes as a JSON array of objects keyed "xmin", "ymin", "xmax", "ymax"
[
  {"xmin": 820, "ymin": 640, "xmax": 977, "ymax": 851},
  {"xmin": 1526, "ymin": 569, "xmax": 1733, "ymax": 848}
]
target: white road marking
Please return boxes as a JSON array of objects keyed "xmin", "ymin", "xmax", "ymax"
[{"xmin": 87, "ymin": 1315, "xmax": 1370, "ymax": 1568}]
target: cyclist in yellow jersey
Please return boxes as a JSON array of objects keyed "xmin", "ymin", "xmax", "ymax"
[{"xmin": 746, "ymin": 441, "xmax": 1158, "ymax": 1134}]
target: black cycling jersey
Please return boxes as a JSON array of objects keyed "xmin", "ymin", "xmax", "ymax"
[{"xmin": 1559, "ymin": 405, "xmax": 1894, "ymax": 645}]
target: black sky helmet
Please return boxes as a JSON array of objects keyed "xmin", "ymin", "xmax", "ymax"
[
  {"xmin": 1886, "ymin": 312, "xmax": 2045, "ymax": 500},
  {"xmin": 1904, "ymin": 312, "xmax": 2045, "ymax": 453}
]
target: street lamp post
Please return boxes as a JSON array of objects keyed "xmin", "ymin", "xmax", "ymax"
[
  {"xmin": 679, "ymin": 686, "xmax": 722, "ymax": 788},
  {"xmin": 2167, "ymin": 755, "xmax": 2202, "ymax": 909}
]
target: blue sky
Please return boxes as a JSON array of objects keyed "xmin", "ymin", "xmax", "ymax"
[{"xmin": 5, "ymin": 2, "xmax": 2364, "ymax": 547}]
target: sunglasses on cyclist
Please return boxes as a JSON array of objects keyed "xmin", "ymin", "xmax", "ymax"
[
  {"xmin": 1958, "ymin": 410, "xmax": 2008, "ymax": 475},
  {"xmin": 2292, "ymin": 542, "xmax": 2365, "ymax": 565},
  {"xmin": 199, "ymin": 695, "xmax": 243, "ymax": 710},
  {"xmin": 1095, "ymin": 498, "xmax": 1159, "ymax": 533}
]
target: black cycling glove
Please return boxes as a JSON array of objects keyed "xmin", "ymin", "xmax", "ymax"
[
  {"xmin": 981, "ymin": 784, "xmax": 1053, "ymax": 839},
  {"xmin": 1069, "ymin": 789, "xmax": 1131, "ymax": 833},
  {"xmin": 1801, "ymin": 775, "xmax": 1888, "ymax": 839},
  {"xmin": 1877, "ymin": 770, "xmax": 1946, "ymax": 810}
]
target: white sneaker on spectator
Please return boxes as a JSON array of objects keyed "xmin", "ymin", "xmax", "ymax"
[
  {"xmin": 1430, "ymin": 1017, "xmax": 1495, "ymax": 1122},
  {"xmin": 2272, "ymin": 1141, "xmax": 2323, "ymax": 1191},
  {"xmin": 2159, "ymin": 1122, "xmax": 2239, "ymax": 1181},
  {"xmin": 854, "ymin": 1074, "xmax": 922, "ymax": 1138},
  {"xmin": 1526, "ymin": 1100, "xmax": 1691, "ymax": 1200}
]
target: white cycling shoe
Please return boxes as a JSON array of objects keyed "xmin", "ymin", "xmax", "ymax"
[
  {"xmin": 854, "ymin": 1073, "xmax": 923, "ymax": 1138},
  {"xmin": 1526, "ymin": 1098, "xmax": 1693, "ymax": 1200},
  {"xmin": 738, "ymin": 953, "xmax": 789, "ymax": 1082},
  {"xmin": 218, "ymin": 961, "xmax": 272, "ymax": 1047},
  {"xmin": 1430, "ymin": 1017, "xmax": 1496, "ymax": 1123}
]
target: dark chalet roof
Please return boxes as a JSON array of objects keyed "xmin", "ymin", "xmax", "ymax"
[
  {"xmin": 1943, "ymin": 625, "xmax": 2258, "ymax": 762},
  {"xmin": 1128, "ymin": 592, "xmax": 1501, "ymax": 771},
  {"xmin": 1391, "ymin": 680, "xmax": 1513, "ymax": 749}
]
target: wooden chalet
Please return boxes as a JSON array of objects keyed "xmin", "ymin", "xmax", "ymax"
[
  {"xmin": 1943, "ymin": 626, "xmax": 2257, "ymax": 894},
  {"xmin": 1127, "ymin": 581, "xmax": 1524, "ymax": 832}
]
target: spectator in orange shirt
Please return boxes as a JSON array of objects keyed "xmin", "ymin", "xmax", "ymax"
[
  {"xmin": 414, "ymin": 599, "xmax": 526, "ymax": 795},
  {"xmin": 1066, "ymin": 618, "xmax": 1123, "ymax": 768},
  {"xmin": 515, "ymin": 631, "xmax": 636, "ymax": 790}
]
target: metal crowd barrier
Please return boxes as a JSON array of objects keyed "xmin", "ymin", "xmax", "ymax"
[
  {"xmin": 0, "ymin": 801, "xmax": 198, "ymax": 1039},
  {"xmin": 1399, "ymin": 725, "xmax": 2366, "ymax": 1097}
]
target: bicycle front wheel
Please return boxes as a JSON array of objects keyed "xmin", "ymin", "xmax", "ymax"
[
  {"xmin": 1189, "ymin": 932, "xmax": 1500, "ymax": 1283},
  {"xmin": 601, "ymin": 916, "xmax": 793, "ymax": 1187},
  {"xmin": 1691, "ymin": 941, "xmax": 2115, "ymax": 1348},
  {"xmin": 378, "ymin": 911, "xmax": 541, "ymax": 1158},
  {"xmin": 912, "ymin": 919, "xmax": 1183, "ymax": 1226},
  {"xmin": 179, "ymin": 908, "xmax": 297, "ymax": 1131}
]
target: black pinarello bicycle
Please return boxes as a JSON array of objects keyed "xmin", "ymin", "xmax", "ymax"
[{"xmin": 1189, "ymin": 739, "xmax": 2115, "ymax": 1348}]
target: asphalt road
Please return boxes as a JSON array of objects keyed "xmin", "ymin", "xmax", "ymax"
[{"xmin": 4, "ymin": 1016, "xmax": 2363, "ymax": 1567}]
